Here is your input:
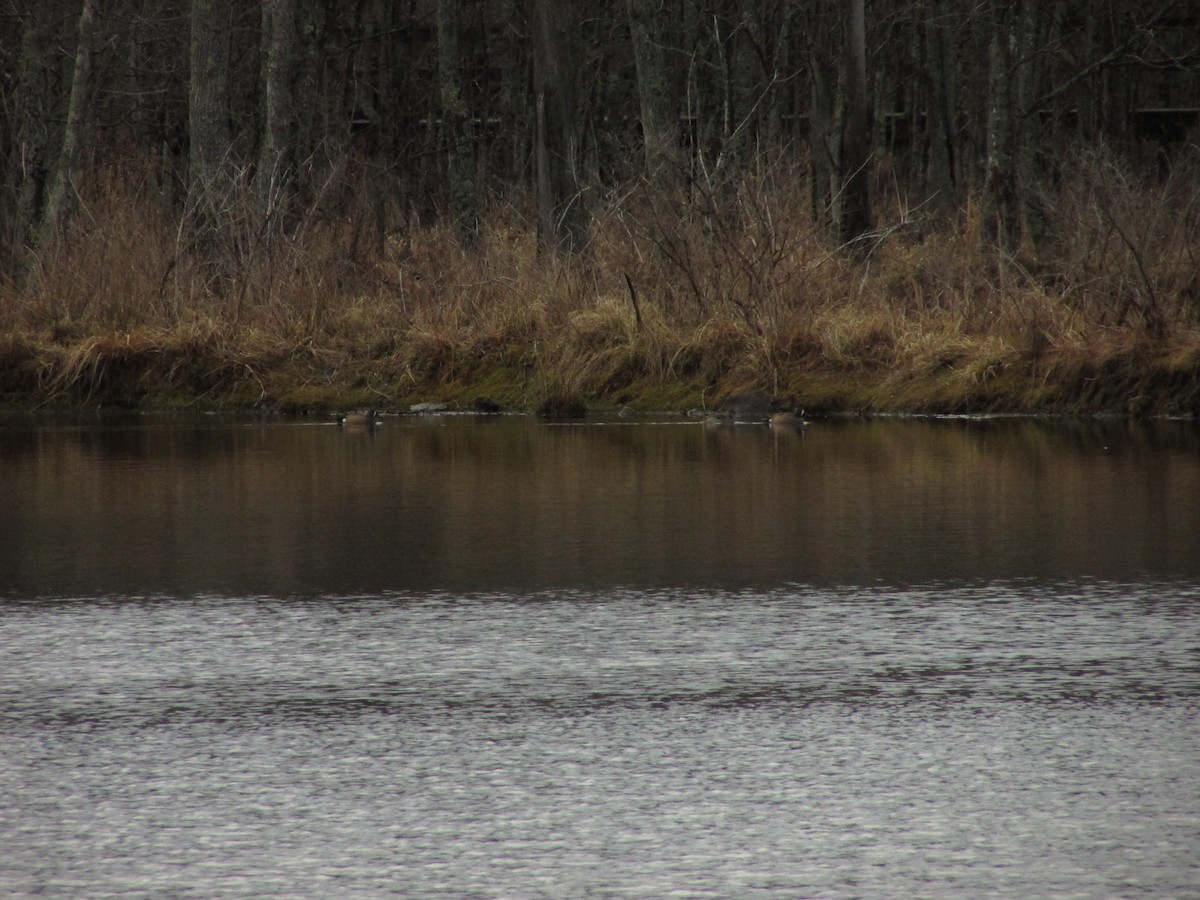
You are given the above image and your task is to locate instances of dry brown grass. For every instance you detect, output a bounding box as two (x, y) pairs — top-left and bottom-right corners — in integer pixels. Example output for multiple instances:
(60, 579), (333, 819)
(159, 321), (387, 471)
(2, 149), (1198, 414)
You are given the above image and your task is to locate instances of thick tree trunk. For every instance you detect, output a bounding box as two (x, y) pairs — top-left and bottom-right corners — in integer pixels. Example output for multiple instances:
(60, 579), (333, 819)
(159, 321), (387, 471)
(721, 8), (755, 170)
(923, 0), (956, 213)
(807, 48), (837, 231)
(8, 3), (58, 270)
(437, 0), (479, 246)
(1014, 0), (1044, 243)
(839, 0), (873, 246)
(188, 0), (233, 207)
(984, 2), (1019, 250)
(38, 0), (98, 254)
(627, 0), (678, 187)
(985, 0), (1048, 252)
(259, 0), (298, 236)
(531, 0), (586, 254)
(803, 1), (840, 231)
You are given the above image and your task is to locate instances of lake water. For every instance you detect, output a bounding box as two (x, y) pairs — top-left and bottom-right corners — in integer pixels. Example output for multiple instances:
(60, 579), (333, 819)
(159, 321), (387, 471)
(2, 412), (1198, 897)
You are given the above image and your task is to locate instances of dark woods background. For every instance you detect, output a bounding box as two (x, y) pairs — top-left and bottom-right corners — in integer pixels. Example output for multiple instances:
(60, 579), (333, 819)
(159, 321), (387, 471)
(2, 0), (1198, 288)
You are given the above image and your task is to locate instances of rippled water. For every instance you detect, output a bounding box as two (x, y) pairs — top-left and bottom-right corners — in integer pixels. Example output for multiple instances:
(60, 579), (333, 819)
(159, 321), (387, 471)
(2, 415), (1199, 896)
(5, 585), (1199, 897)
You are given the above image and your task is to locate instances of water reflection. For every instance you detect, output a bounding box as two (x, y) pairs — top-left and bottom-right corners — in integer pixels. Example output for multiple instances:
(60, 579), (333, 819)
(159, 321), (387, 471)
(0, 413), (1198, 596)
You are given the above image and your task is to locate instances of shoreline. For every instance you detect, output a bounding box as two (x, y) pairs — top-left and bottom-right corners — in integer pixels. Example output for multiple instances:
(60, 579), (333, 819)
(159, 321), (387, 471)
(3, 327), (1197, 419)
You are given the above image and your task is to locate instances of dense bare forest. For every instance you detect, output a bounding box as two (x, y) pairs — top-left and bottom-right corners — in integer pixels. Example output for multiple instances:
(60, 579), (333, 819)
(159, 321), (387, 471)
(1, 1), (1199, 414)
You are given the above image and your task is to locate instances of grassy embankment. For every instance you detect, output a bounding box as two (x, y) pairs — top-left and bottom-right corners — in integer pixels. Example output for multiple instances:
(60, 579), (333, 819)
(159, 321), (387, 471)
(2, 151), (1198, 417)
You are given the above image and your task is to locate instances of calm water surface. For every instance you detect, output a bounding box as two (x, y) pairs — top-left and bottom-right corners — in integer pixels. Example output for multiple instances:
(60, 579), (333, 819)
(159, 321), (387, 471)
(2, 413), (1199, 897)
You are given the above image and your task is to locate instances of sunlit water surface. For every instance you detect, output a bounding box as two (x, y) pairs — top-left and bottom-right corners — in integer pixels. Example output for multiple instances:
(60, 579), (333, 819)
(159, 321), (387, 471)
(2, 414), (1198, 897)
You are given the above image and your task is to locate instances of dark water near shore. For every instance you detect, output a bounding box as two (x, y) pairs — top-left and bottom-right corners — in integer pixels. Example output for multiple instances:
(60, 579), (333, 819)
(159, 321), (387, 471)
(2, 413), (1199, 897)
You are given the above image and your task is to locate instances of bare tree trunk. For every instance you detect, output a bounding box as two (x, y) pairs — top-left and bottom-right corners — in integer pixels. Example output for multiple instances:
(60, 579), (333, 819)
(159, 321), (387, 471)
(923, 0), (956, 214)
(984, 1), (1021, 250)
(499, 2), (532, 204)
(259, 0), (298, 240)
(189, 0), (233, 207)
(803, 1), (839, 232)
(839, 0), (873, 246)
(437, 0), (479, 246)
(1014, 0), (1044, 244)
(764, 4), (793, 148)
(38, 0), (98, 254)
(531, 0), (586, 254)
(627, 0), (678, 187)
(7, 2), (58, 272)
(720, 6), (755, 170)
(807, 48), (837, 231)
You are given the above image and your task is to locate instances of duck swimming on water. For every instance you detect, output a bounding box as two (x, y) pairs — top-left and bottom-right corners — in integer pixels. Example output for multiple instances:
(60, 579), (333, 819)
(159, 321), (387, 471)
(339, 409), (378, 427)
(769, 409), (807, 428)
